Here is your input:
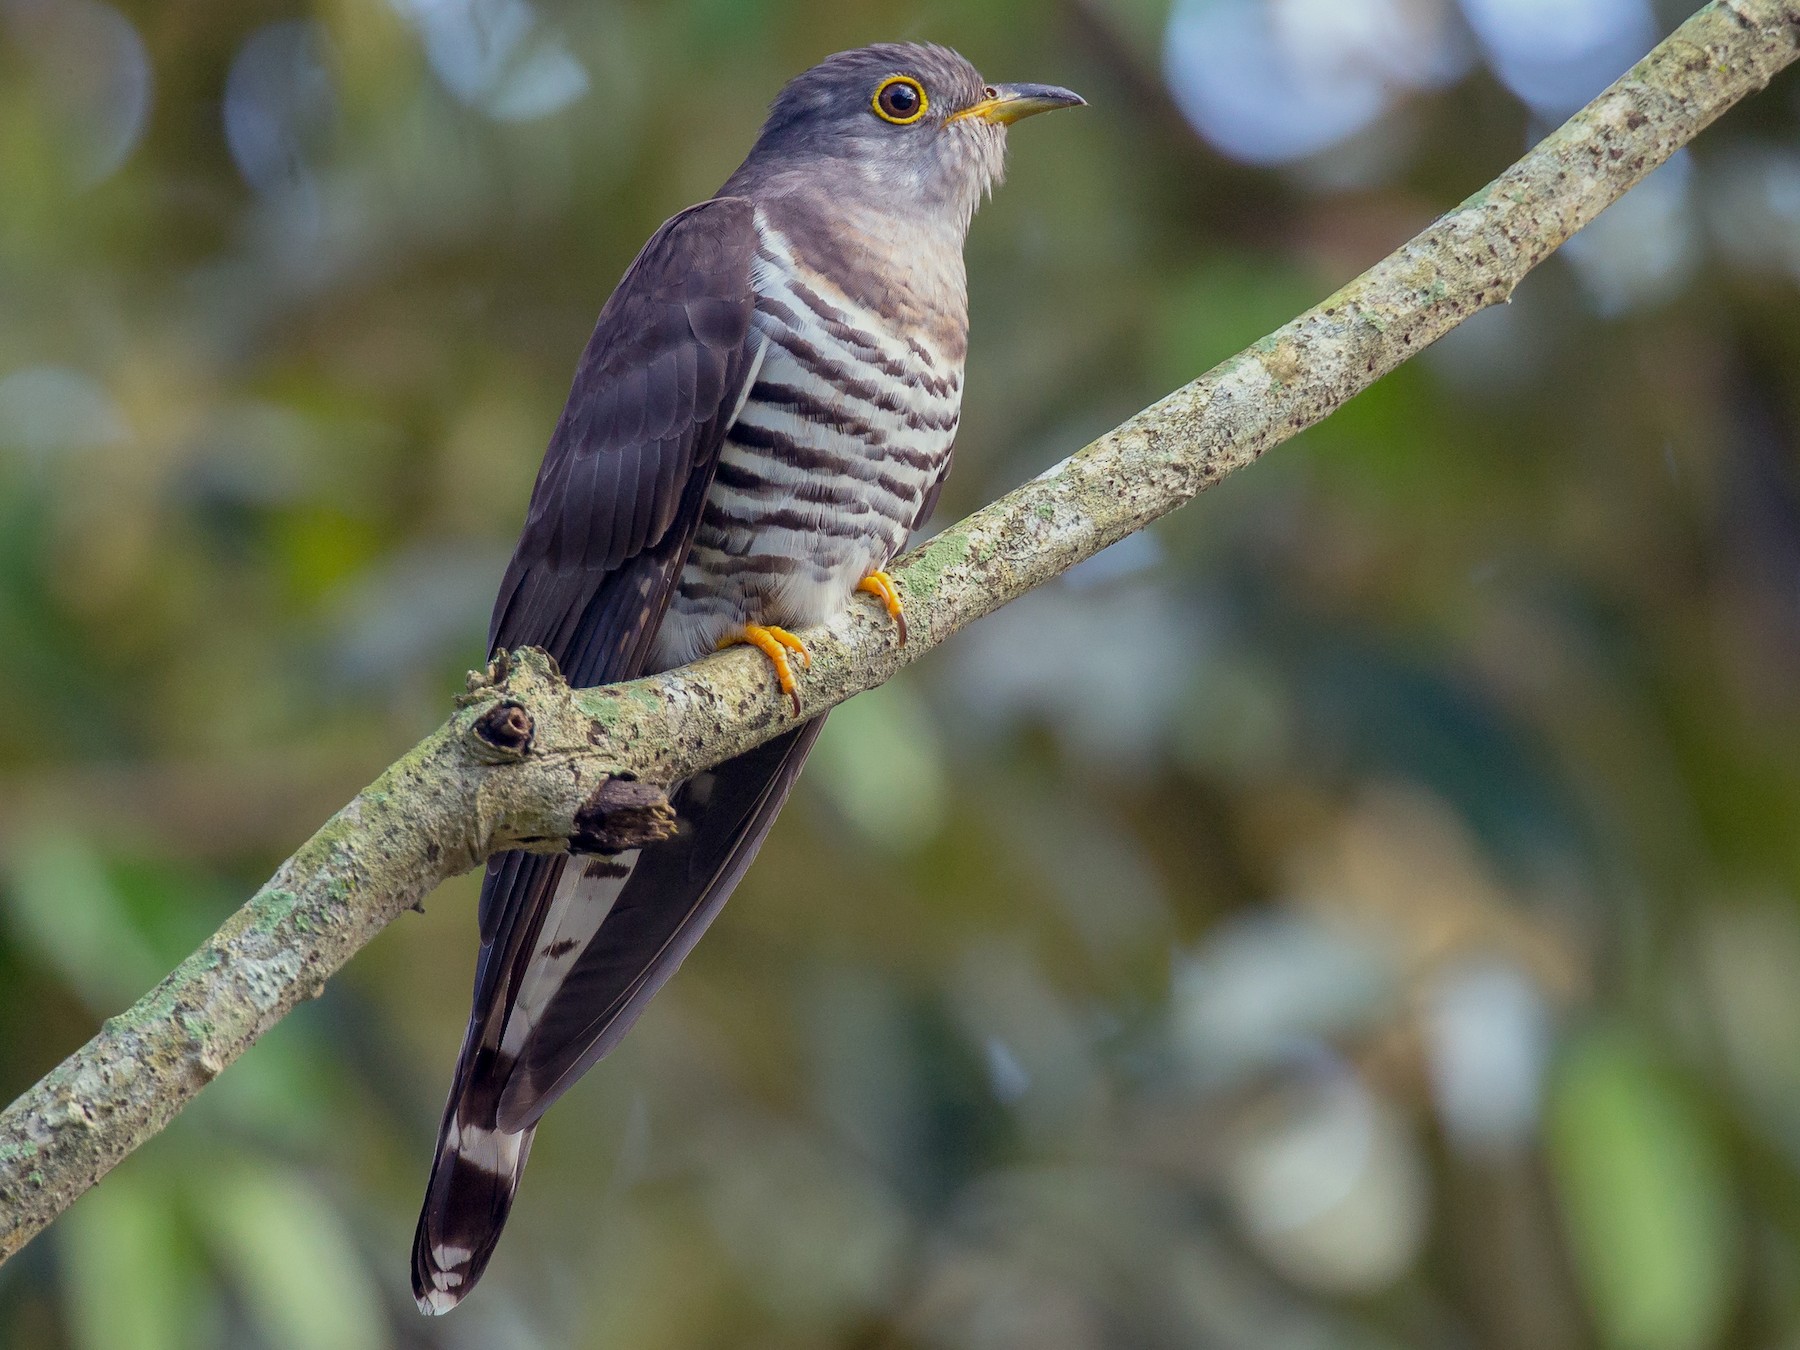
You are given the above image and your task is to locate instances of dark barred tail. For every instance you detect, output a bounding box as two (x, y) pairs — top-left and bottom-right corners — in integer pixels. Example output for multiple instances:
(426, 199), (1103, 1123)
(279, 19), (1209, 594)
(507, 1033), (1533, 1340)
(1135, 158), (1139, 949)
(410, 721), (825, 1312)
(412, 1049), (536, 1314)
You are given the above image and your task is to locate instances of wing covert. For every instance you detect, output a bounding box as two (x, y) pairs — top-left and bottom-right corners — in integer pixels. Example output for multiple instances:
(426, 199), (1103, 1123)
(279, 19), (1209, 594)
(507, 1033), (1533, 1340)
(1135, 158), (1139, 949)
(414, 197), (766, 1311)
(488, 195), (762, 663)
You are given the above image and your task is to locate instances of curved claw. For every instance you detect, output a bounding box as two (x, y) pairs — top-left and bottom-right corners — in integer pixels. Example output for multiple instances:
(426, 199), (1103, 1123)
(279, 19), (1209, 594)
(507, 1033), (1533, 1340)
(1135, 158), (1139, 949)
(857, 570), (907, 645)
(720, 624), (810, 715)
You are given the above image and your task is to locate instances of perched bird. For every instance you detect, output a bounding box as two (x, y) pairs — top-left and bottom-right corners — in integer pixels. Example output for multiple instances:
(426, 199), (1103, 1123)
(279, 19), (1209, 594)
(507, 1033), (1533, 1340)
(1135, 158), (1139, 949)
(413, 42), (1082, 1313)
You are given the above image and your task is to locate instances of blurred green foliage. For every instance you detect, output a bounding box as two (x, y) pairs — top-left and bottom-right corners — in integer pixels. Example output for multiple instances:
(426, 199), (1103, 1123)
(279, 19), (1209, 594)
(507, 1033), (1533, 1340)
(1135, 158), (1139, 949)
(2, 0), (1800, 1347)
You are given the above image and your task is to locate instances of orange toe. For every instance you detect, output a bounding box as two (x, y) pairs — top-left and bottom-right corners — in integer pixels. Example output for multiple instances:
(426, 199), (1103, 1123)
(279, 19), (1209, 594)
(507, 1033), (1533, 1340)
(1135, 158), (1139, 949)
(857, 570), (907, 645)
(720, 624), (811, 714)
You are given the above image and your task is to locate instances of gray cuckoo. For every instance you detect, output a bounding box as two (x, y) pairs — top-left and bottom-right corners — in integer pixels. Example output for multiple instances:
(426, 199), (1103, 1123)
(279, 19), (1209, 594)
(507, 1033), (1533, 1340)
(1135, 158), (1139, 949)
(413, 42), (1082, 1313)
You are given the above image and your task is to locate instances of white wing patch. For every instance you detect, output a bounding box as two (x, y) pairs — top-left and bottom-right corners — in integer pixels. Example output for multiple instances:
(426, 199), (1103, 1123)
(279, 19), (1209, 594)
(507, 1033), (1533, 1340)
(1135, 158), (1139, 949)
(498, 851), (642, 1058)
(443, 1117), (527, 1177)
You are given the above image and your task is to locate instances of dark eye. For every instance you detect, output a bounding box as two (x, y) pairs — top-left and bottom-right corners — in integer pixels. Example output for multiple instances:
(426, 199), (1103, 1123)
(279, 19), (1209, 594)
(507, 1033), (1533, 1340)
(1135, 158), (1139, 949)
(872, 75), (927, 125)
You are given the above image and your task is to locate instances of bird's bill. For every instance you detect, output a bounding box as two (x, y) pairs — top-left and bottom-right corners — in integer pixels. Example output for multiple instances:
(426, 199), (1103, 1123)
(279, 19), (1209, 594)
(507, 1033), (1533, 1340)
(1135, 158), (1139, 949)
(950, 83), (1086, 125)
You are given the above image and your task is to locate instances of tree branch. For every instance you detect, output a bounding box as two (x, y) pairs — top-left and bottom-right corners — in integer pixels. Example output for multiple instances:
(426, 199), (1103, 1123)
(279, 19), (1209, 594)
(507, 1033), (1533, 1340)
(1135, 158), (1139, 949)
(3, 0), (1796, 1266)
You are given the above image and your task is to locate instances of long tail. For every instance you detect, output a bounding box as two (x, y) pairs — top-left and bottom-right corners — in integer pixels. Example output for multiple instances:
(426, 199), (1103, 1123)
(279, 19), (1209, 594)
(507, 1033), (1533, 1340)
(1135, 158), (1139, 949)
(412, 1016), (539, 1311)
(412, 718), (824, 1312)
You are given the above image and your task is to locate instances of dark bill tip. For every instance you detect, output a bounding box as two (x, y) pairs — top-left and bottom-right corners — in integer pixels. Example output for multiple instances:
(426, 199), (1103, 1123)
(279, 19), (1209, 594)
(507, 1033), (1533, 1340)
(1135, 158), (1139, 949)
(955, 82), (1087, 126)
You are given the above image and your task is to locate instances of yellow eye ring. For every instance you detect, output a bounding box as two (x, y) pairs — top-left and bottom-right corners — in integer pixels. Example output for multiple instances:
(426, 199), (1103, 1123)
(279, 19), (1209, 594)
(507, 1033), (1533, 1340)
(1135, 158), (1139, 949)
(872, 75), (928, 125)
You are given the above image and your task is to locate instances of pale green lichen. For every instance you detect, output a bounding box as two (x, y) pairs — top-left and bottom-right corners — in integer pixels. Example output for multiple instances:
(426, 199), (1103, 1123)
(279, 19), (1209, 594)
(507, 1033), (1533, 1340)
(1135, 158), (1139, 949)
(576, 691), (626, 727)
(246, 888), (300, 935)
(898, 530), (971, 597)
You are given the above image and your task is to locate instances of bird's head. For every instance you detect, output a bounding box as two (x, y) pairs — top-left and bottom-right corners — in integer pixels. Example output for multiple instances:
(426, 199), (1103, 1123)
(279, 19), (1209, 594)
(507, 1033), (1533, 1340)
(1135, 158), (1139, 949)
(729, 43), (1084, 234)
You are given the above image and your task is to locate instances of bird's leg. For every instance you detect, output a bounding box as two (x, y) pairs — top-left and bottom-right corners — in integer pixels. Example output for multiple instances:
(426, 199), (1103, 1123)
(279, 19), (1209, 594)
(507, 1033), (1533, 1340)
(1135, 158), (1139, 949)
(857, 570), (907, 644)
(720, 624), (811, 715)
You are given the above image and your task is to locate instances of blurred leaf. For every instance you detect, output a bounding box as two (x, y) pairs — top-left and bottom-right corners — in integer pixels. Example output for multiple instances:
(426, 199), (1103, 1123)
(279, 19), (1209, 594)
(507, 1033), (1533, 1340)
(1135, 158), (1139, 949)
(60, 1166), (199, 1350)
(200, 1012), (339, 1147)
(274, 505), (386, 606)
(190, 1161), (385, 1350)
(1154, 256), (1320, 394)
(1548, 1025), (1736, 1350)
(105, 856), (236, 965)
(809, 680), (947, 852)
(4, 832), (164, 1012)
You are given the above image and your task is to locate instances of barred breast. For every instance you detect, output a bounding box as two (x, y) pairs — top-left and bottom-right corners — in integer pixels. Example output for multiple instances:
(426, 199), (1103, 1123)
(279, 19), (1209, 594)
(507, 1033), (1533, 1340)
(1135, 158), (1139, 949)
(652, 211), (965, 668)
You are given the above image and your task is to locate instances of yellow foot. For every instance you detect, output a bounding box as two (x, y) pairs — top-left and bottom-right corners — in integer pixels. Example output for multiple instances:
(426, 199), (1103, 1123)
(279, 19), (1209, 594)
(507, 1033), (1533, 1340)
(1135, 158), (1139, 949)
(857, 570), (907, 645)
(720, 624), (811, 715)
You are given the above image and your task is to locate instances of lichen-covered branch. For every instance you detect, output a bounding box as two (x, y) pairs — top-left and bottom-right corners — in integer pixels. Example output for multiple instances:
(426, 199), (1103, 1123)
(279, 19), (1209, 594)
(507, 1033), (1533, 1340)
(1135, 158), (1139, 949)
(3, 0), (1796, 1267)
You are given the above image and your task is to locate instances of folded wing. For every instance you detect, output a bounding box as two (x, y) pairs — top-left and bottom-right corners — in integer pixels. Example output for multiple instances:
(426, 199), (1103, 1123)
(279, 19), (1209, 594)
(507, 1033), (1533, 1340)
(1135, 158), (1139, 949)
(414, 196), (773, 1314)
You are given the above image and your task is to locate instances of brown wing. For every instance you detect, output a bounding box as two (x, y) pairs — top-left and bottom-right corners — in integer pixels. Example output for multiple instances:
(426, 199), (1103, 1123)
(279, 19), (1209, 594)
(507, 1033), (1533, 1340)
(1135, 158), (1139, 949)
(494, 717), (824, 1130)
(414, 195), (762, 1314)
(487, 195), (762, 683)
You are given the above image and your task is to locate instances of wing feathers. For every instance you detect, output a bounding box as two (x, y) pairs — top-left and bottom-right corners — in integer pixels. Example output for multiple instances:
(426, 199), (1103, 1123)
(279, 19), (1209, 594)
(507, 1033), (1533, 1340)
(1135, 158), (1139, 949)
(495, 718), (826, 1131)
(491, 196), (759, 652)
(415, 196), (763, 1315)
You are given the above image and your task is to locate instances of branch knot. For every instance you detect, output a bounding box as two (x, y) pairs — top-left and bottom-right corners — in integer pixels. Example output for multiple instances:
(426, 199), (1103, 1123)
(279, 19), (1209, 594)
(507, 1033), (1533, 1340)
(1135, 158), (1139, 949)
(571, 778), (677, 854)
(470, 702), (534, 761)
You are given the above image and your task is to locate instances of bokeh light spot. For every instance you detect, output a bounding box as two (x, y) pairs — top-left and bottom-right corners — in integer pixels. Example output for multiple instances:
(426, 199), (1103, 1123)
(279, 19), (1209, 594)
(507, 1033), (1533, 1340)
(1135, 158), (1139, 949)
(1, 0), (151, 186)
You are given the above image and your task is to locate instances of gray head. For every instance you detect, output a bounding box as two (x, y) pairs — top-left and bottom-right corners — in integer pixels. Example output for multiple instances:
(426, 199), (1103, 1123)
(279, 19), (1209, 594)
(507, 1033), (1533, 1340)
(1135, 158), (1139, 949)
(723, 43), (1083, 235)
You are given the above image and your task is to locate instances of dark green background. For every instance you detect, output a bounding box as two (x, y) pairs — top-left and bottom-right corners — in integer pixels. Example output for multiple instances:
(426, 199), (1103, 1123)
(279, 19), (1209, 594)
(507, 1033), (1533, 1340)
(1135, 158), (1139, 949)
(3, 0), (1800, 1346)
